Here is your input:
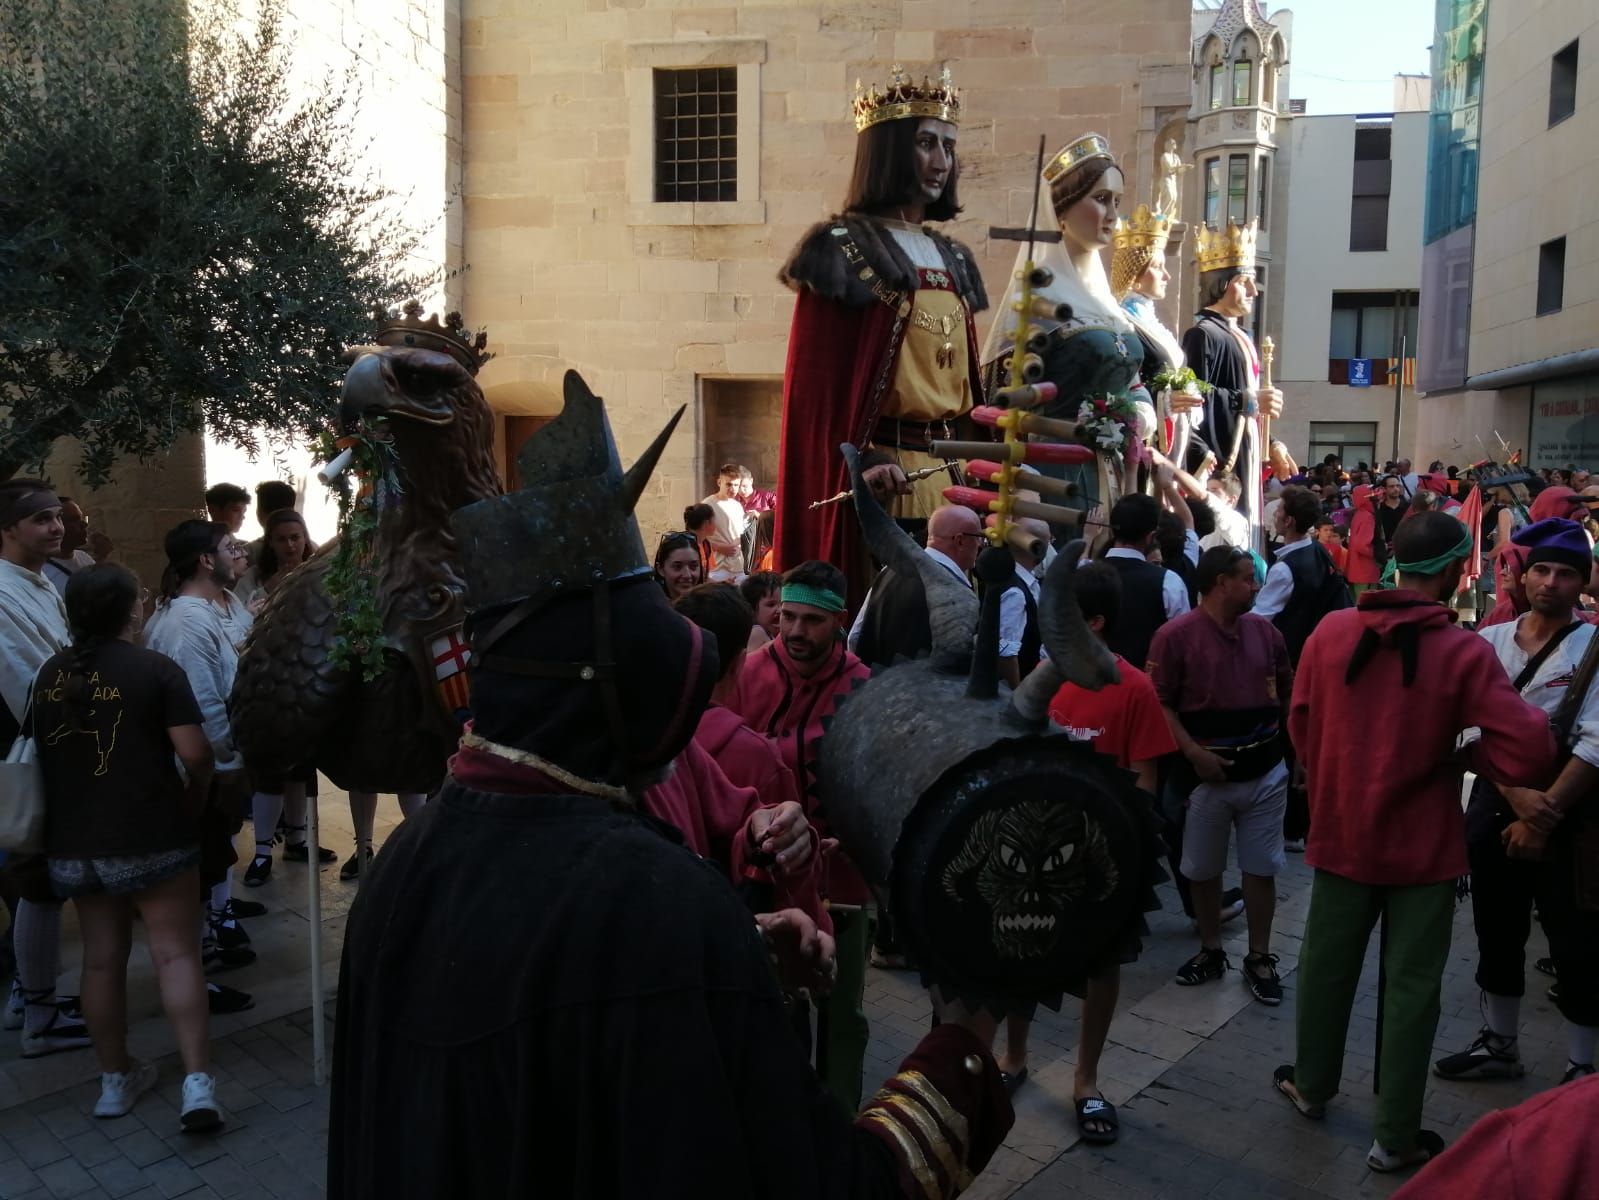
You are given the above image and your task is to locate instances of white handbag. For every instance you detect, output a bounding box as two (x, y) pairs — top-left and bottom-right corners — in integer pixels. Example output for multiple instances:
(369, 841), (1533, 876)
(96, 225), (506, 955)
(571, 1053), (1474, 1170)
(0, 679), (45, 852)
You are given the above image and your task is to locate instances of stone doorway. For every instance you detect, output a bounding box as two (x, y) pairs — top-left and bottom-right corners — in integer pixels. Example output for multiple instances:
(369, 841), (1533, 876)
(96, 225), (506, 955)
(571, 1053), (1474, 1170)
(701, 376), (783, 496)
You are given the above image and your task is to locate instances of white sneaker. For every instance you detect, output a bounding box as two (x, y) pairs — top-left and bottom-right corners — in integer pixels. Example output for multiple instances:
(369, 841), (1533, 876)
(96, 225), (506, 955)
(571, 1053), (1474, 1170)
(1284, 838), (1307, 853)
(1, 979), (21, 1032)
(94, 1061), (158, 1119)
(179, 1072), (225, 1133)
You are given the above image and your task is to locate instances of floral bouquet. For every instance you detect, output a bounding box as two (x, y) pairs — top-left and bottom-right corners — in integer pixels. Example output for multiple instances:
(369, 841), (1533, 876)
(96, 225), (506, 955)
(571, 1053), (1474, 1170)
(1075, 394), (1147, 470)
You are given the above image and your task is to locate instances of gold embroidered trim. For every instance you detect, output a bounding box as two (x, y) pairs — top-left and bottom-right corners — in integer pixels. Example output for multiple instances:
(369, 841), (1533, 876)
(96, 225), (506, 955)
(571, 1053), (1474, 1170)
(860, 1110), (942, 1200)
(457, 730), (629, 800)
(882, 1094), (972, 1191)
(896, 1071), (971, 1153)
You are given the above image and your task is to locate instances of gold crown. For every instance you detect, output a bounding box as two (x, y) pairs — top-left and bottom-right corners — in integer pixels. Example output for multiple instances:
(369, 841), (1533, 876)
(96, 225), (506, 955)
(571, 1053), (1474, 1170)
(375, 300), (493, 376)
(1111, 205), (1173, 298)
(1194, 219), (1259, 275)
(1113, 204), (1171, 254)
(1043, 133), (1114, 184)
(853, 64), (961, 133)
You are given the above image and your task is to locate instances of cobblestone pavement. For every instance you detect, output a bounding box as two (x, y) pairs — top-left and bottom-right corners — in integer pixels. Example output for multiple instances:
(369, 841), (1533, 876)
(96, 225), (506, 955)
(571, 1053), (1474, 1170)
(0, 788), (1573, 1198)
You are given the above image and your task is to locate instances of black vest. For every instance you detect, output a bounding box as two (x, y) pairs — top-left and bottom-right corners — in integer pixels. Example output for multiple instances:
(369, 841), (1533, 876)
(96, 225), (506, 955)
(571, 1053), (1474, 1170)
(1104, 554), (1169, 669)
(1272, 542), (1352, 666)
(1018, 580), (1041, 677)
(855, 566), (934, 668)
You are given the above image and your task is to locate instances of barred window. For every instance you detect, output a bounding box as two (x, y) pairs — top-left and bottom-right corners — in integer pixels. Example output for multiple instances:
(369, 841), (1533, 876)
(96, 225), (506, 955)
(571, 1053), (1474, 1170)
(653, 67), (737, 203)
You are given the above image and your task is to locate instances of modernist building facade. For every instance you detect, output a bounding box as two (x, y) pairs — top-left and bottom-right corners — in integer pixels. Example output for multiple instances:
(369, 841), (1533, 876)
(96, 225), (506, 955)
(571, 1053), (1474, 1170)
(1415, 0), (1599, 467)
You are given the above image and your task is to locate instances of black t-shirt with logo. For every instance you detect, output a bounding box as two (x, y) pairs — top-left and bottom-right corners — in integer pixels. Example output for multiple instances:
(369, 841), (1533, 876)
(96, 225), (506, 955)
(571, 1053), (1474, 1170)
(28, 640), (204, 858)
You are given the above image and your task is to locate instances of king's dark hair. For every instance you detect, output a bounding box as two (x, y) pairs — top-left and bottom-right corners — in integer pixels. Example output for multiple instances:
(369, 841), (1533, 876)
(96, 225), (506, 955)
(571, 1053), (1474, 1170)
(160, 519), (227, 602)
(254, 480), (297, 516)
(59, 563), (139, 732)
(1199, 267), (1245, 307)
(843, 118), (962, 221)
(1109, 494), (1161, 544)
(674, 583), (754, 682)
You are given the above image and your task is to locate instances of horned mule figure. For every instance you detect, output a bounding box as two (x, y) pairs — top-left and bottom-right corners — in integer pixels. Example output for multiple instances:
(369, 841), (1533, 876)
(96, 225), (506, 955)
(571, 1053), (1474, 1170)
(816, 445), (1165, 1015)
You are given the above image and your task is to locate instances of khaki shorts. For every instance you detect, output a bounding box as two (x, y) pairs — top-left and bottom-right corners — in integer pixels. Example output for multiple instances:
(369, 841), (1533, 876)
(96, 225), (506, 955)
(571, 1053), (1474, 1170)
(1180, 761), (1289, 880)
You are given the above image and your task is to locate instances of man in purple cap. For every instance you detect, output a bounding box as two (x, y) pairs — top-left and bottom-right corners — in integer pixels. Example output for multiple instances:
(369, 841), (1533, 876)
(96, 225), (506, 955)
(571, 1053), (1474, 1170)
(1435, 517), (1599, 1088)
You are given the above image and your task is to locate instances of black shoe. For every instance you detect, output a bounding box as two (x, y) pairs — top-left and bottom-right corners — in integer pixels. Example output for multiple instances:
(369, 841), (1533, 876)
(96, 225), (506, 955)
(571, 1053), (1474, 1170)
(1562, 1062), (1595, 1085)
(1175, 947), (1229, 986)
(282, 841), (338, 865)
(225, 897), (267, 920)
(242, 855), (272, 887)
(1433, 1025), (1524, 1080)
(208, 913), (253, 952)
(339, 846), (374, 881)
(1243, 952), (1283, 1006)
(201, 939), (256, 971)
(1534, 956), (1556, 978)
(206, 982), (255, 1015)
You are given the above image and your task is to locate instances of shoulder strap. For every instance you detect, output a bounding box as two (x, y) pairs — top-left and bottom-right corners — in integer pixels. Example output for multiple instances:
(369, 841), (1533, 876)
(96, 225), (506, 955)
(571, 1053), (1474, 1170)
(1513, 620), (1581, 691)
(1551, 623), (1599, 742)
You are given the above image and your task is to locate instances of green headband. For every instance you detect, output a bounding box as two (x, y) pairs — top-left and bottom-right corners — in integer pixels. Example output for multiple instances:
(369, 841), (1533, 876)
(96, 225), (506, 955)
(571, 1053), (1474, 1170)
(1393, 525), (1473, 577)
(781, 583), (846, 613)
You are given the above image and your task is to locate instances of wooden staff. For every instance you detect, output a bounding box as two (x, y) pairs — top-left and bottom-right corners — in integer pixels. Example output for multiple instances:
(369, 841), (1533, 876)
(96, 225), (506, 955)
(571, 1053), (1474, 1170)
(1260, 336), (1276, 454)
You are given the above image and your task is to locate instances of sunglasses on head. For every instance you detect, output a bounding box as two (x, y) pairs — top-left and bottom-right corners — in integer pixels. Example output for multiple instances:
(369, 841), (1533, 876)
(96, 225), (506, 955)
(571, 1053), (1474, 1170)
(661, 531), (699, 546)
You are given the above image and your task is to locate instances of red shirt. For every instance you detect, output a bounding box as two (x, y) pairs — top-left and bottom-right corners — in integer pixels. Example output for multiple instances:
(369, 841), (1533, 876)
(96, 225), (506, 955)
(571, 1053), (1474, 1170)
(1047, 655), (1177, 769)
(1290, 591), (1556, 886)
(1147, 609), (1293, 716)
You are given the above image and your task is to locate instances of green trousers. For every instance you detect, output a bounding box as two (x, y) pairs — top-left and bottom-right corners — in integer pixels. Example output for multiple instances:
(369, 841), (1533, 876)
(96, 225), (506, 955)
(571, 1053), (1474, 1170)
(817, 907), (871, 1115)
(1294, 869), (1454, 1151)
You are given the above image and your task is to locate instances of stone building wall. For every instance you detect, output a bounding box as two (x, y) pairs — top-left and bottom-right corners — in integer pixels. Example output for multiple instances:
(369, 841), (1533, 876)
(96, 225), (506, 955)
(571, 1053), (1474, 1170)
(460, 0), (1194, 548)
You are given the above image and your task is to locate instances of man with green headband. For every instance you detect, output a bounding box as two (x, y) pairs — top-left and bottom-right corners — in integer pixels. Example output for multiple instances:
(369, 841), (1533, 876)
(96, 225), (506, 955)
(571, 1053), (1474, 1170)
(1274, 511), (1557, 1174)
(733, 559), (874, 1114)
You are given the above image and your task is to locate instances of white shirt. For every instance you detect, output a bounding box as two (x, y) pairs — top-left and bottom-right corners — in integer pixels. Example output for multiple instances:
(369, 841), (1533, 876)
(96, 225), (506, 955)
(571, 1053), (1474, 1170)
(42, 548), (96, 597)
(998, 562), (1043, 659)
(143, 595), (242, 772)
(701, 494), (750, 579)
(848, 545), (971, 652)
(0, 559), (70, 723)
(1200, 495), (1252, 551)
(1479, 617), (1599, 769)
(1103, 547), (1190, 620)
(1253, 535), (1315, 620)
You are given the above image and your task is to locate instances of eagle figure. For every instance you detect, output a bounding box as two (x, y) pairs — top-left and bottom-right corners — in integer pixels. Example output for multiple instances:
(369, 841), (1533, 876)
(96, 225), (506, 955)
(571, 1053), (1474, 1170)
(229, 308), (502, 794)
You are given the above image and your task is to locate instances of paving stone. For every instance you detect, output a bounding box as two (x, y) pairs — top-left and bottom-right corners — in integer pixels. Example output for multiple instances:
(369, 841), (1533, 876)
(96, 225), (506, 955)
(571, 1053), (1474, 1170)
(139, 1154), (203, 1198)
(33, 1155), (99, 1199)
(88, 1154), (152, 1198)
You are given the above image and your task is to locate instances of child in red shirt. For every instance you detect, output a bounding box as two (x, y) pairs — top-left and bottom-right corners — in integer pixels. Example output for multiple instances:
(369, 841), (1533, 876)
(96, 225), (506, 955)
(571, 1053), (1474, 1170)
(1314, 518), (1348, 573)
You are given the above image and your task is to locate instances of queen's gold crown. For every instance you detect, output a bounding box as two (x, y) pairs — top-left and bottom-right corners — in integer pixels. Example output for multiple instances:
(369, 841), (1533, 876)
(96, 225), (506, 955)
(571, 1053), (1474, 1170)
(1194, 219), (1259, 275)
(375, 300), (493, 376)
(1113, 204), (1171, 254)
(853, 64), (961, 132)
(1043, 133), (1114, 184)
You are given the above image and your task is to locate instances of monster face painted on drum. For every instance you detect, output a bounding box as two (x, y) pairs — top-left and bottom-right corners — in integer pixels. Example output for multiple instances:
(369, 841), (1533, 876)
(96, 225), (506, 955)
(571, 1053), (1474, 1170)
(943, 798), (1119, 960)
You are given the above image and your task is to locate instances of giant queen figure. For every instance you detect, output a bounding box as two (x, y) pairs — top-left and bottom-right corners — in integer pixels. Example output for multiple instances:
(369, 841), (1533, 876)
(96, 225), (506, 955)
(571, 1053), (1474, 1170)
(773, 65), (988, 599)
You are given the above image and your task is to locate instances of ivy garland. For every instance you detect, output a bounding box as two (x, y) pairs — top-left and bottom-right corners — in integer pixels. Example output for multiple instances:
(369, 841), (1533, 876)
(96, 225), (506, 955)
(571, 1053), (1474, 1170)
(314, 428), (400, 682)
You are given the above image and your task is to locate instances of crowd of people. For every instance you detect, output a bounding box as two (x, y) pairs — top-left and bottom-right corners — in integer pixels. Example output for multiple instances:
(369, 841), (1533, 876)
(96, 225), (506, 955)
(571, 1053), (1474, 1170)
(0, 475), (434, 1132)
(637, 442), (1599, 1176)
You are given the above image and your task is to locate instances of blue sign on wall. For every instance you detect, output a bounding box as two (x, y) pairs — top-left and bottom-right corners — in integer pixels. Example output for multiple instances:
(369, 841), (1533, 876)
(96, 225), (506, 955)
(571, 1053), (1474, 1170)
(1349, 358), (1374, 388)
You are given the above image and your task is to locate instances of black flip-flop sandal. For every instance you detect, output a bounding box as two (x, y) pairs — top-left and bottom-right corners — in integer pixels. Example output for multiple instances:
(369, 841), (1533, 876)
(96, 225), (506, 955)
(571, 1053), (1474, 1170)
(1075, 1096), (1119, 1144)
(1000, 1065), (1028, 1095)
(1272, 1065), (1325, 1119)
